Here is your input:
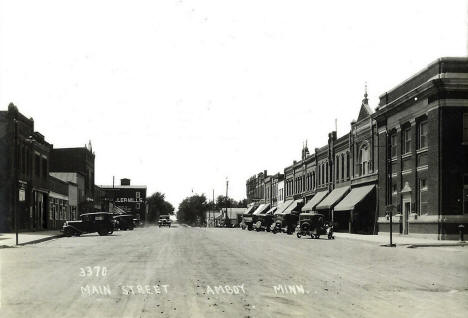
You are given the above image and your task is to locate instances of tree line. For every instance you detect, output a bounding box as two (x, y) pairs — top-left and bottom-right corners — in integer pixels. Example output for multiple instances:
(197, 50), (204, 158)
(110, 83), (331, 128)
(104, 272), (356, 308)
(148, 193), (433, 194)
(176, 194), (247, 226)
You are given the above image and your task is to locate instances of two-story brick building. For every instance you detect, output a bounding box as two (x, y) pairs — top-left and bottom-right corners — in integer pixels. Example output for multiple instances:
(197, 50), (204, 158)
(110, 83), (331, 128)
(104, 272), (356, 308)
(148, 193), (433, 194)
(0, 104), (53, 232)
(375, 57), (468, 239)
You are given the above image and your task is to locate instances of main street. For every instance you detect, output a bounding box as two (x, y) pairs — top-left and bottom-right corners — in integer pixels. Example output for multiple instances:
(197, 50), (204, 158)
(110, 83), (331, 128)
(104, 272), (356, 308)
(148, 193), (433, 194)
(1, 224), (467, 318)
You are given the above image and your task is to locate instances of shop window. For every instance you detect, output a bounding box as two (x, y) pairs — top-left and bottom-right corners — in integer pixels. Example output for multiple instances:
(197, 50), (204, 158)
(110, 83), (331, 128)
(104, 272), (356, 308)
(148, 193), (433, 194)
(463, 114), (468, 143)
(464, 174), (468, 214)
(419, 121), (428, 149)
(403, 127), (411, 154)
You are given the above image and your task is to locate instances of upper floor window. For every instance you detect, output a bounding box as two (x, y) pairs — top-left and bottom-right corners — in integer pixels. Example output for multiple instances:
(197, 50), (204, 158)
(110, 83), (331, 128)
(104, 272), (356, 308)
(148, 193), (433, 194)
(403, 127), (411, 154)
(359, 145), (369, 176)
(390, 133), (397, 158)
(34, 154), (41, 177)
(419, 121), (428, 149)
(336, 156), (340, 181)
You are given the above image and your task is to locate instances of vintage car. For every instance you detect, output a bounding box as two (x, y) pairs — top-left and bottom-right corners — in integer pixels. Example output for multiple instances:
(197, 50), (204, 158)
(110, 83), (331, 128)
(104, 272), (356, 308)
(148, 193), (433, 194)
(270, 213), (299, 234)
(62, 212), (114, 237)
(158, 215), (172, 227)
(253, 213), (274, 232)
(296, 213), (334, 239)
(113, 214), (135, 231)
(240, 213), (256, 231)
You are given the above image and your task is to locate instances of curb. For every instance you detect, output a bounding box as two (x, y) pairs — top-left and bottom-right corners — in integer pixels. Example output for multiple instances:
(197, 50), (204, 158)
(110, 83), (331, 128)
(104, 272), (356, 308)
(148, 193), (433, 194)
(406, 242), (467, 248)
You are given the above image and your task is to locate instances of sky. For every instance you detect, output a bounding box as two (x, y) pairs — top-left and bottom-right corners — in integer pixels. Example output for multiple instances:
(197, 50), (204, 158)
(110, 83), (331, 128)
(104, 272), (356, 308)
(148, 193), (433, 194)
(1, 0), (467, 209)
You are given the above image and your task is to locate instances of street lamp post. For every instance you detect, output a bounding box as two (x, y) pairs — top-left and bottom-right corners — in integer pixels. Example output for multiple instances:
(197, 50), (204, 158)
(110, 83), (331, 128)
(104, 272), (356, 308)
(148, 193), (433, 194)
(13, 119), (19, 245)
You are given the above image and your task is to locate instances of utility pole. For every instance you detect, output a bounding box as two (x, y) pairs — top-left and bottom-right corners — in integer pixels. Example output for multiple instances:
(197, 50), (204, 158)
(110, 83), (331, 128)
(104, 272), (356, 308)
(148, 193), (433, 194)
(225, 178), (229, 226)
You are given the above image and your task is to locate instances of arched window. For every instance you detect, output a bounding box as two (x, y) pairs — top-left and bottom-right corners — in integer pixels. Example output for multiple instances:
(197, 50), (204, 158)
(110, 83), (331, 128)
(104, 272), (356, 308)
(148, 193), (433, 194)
(341, 154), (345, 181)
(336, 156), (340, 181)
(312, 171), (316, 189)
(346, 152), (350, 179)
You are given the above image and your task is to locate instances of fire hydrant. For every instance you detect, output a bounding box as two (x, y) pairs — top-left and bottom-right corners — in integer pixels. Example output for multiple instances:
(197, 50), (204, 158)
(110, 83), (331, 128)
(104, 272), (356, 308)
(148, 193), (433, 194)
(458, 224), (465, 242)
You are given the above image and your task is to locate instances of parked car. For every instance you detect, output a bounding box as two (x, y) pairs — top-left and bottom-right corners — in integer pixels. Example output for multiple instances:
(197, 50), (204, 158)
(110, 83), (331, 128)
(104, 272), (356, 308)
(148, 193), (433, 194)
(253, 213), (274, 232)
(158, 215), (172, 227)
(62, 212), (114, 237)
(240, 213), (255, 231)
(113, 214), (135, 231)
(271, 213), (298, 234)
(296, 213), (334, 239)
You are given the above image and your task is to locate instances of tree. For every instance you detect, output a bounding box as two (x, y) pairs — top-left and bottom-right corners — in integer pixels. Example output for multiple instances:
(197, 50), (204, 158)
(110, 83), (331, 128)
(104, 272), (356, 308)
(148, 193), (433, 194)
(177, 194), (208, 226)
(236, 199), (248, 208)
(147, 192), (174, 223)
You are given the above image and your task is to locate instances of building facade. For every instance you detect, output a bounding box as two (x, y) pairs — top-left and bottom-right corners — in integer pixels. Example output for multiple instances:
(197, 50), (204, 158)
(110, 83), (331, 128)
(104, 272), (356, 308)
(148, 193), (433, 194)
(100, 178), (147, 222)
(374, 57), (468, 239)
(245, 57), (468, 239)
(49, 145), (95, 214)
(0, 104), (53, 232)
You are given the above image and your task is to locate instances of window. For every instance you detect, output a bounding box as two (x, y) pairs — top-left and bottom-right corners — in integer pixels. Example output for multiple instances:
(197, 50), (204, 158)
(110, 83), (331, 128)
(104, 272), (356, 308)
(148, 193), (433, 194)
(464, 114), (468, 143)
(336, 156), (340, 181)
(360, 145), (369, 176)
(390, 133), (397, 158)
(136, 203), (141, 210)
(341, 155), (345, 181)
(346, 153), (350, 179)
(419, 121), (428, 149)
(312, 172), (316, 189)
(464, 174), (468, 214)
(403, 127), (411, 154)
(42, 158), (48, 179)
(419, 177), (428, 215)
(34, 154), (41, 177)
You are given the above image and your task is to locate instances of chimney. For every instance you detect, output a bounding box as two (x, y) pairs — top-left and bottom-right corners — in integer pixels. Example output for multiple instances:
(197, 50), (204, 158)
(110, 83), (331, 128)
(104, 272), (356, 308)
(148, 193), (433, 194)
(120, 178), (130, 186)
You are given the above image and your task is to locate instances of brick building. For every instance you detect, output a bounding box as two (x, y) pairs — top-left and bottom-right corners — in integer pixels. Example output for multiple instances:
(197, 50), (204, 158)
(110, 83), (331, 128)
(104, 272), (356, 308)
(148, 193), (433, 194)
(375, 57), (468, 239)
(245, 57), (468, 239)
(100, 178), (147, 222)
(49, 145), (95, 214)
(0, 104), (53, 232)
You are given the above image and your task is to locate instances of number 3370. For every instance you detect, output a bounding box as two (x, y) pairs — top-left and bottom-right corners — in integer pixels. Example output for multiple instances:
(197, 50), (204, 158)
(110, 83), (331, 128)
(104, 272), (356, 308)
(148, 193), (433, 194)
(79, 266), (107, 277)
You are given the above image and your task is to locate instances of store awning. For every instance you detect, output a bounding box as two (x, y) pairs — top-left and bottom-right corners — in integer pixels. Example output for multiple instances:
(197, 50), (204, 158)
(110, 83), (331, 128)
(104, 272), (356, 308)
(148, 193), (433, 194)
(301, 191), (328, 212)
(253, 203), (271, 215)
(334, 185), (375, 212)
(282, 199), (303, 215)
(265, 206), (277, 215)
(274, 200), (294, 215)
(315, 186), (351, 210)
(244, 204), (258, 215)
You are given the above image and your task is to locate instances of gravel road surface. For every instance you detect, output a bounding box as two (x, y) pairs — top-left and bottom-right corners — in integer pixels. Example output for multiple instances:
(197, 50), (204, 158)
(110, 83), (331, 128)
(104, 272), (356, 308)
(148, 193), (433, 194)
(1, 224), (467, 317)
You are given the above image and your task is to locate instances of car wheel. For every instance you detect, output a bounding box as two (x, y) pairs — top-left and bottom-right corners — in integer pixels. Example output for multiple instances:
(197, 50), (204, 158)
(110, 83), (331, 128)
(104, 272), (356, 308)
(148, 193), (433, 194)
(98, 230), (108, 236)
(64, 228), (73, 237)
(296, 233), (301, 238)
(310, 233), (315, 239)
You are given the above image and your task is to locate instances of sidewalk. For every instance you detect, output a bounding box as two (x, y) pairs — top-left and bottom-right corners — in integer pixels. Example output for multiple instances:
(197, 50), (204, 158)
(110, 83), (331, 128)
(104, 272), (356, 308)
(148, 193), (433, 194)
(334, 232), (467, 248)
(0, 231), (63, 248)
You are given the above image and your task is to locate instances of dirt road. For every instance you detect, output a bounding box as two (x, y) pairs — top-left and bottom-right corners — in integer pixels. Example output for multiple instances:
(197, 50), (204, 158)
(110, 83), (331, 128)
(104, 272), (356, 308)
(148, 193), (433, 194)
(1, 224), (467, 317)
